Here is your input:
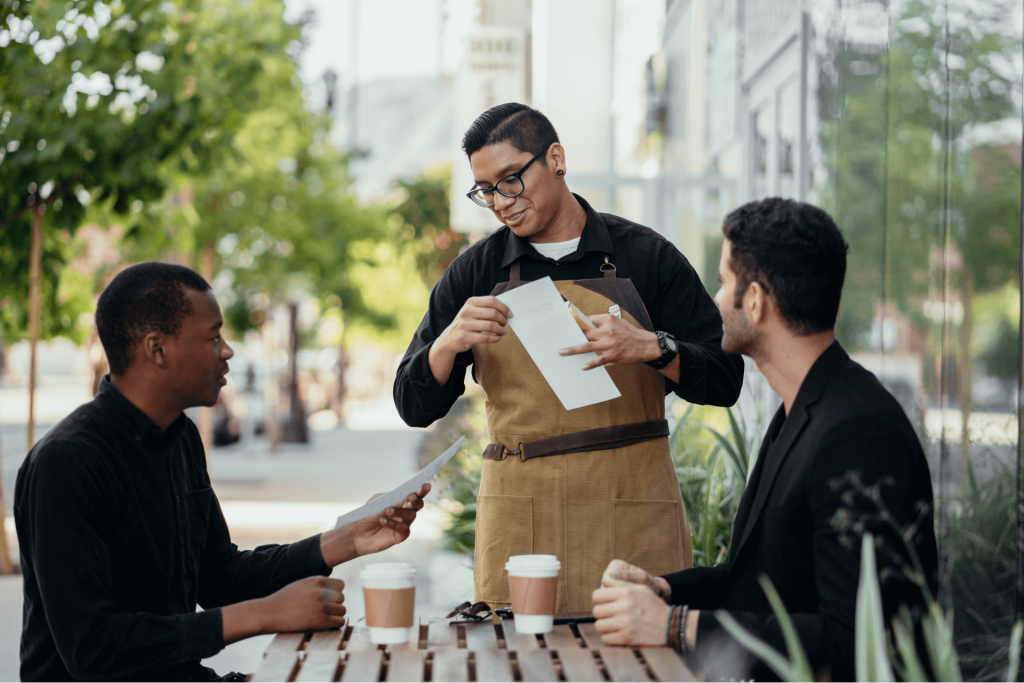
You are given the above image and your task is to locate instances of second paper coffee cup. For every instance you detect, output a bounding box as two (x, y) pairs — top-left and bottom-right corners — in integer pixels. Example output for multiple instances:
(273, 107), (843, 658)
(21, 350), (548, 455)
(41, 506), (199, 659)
(361, 562), (416, 644)
(505, 554), (561, 634)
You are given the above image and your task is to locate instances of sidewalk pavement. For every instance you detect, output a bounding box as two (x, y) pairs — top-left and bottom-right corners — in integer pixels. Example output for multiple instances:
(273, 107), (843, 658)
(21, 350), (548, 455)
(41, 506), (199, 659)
(0, 422), (475, 680)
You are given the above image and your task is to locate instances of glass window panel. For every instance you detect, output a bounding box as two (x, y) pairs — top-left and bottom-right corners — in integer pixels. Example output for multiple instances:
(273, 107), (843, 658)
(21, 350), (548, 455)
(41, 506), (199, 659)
(753, 104), (770, 199)
(777, 77), (799, 199)
(669, 0), (1024, 660)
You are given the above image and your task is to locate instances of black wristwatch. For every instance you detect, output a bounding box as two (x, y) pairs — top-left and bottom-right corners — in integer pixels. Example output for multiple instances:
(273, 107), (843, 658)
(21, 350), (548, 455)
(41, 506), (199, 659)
(646, 331), (679, 370)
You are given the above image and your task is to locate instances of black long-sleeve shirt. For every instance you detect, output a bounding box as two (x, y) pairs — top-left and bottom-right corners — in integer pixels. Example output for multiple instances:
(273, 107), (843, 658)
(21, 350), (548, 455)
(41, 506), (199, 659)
(14, 377), (331, 681)
(394, 193), (744, 427)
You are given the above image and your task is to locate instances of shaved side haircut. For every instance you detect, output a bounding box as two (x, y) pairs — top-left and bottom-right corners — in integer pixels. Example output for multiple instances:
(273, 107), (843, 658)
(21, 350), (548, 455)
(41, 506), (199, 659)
(461, 102), (560, 162)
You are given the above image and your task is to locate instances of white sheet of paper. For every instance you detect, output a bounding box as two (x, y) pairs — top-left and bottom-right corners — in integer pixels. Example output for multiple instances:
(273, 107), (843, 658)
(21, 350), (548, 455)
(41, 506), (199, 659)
(497, 277), (621, 411)
(334, 436), (465, 528)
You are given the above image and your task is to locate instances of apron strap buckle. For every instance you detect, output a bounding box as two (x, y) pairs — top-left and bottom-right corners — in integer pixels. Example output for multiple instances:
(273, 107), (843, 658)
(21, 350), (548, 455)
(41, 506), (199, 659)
(482, 443), (525, 461)
(600, 256), (617, 279)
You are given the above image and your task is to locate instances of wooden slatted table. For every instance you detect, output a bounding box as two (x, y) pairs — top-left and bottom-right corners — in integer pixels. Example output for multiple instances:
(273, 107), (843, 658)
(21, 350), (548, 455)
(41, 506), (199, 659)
(252, 617), (696, 682)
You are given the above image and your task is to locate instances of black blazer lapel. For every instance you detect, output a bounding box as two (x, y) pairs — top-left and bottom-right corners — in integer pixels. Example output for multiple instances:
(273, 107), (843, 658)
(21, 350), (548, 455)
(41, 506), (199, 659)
(729, 404), (811, 565)
(727, 341), (852, 567)
(727, 405), (785, 560)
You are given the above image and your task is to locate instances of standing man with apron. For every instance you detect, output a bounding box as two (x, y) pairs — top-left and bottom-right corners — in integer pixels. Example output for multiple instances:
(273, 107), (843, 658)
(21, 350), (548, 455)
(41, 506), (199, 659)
(395, 103), (744, 614)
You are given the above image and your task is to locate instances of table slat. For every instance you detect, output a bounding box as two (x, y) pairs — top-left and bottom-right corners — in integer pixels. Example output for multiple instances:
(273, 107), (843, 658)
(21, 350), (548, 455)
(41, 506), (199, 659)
(343, 625), (377, 652)
(295, 652), (341, 682)
(541, 624), (580, 650)
(424, 618), (459, 650)
(341, 649), (384, 682)
(639, 648), (696, 682)
(472, 649), (515, 682)
(575, 622), (604, 649)
(251, 652), (299, 682)
(386, 649), (425, 682)
(515, 649), (559, 682)
(431, 650), (470, 682)
(598, 648), (652, 682)
(306, 629), (344, 653)
(464, 621), (500, 650)
(385, 623), (423, 651)
(557, 647), (605, 682)
(264, 632), (308, 656)
(500, 618), (540, 650)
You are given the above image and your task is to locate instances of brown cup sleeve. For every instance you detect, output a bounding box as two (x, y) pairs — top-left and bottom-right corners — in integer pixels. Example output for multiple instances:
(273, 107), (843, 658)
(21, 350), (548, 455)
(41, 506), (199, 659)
(508, 576), (558, 615)
(363, 587), (416, 628)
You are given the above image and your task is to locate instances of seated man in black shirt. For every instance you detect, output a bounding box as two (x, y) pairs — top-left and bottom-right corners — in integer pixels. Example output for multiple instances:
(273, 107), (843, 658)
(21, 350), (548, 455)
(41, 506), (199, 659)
(590, 199), (938, 680)
(15, 262), (430, 681)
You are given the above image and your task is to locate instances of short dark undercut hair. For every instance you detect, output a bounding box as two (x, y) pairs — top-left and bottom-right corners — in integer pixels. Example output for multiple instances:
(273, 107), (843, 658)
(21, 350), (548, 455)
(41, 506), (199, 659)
(461, 102), (560, 162)
(96, 262), (211, 375)
(723, 198), (849, 335)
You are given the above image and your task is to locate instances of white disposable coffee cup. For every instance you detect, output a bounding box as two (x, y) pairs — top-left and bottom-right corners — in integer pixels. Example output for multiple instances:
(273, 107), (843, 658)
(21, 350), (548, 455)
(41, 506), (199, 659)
(505, 554), (561, 634)
(361, 562), (417, 644)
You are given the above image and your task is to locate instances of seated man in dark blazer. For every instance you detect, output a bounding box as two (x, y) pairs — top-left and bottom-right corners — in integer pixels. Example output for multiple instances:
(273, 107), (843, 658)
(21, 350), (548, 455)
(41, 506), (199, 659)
(590, 198), (938, 681)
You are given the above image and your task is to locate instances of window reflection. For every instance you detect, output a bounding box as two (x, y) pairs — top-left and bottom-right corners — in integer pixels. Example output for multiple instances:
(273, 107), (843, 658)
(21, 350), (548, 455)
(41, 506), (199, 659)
(777, 78), (798, 199)
(658, 0), (1022, 661)
(753, 104), (770, 199)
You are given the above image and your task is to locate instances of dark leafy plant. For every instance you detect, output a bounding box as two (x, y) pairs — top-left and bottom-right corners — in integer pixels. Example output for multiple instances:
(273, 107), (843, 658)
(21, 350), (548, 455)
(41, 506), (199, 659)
(947, 462), (1022, 681)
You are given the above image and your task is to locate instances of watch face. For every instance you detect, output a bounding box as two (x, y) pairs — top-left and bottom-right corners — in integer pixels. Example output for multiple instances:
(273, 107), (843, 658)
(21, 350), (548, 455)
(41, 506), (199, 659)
(666, 337), (678, 353)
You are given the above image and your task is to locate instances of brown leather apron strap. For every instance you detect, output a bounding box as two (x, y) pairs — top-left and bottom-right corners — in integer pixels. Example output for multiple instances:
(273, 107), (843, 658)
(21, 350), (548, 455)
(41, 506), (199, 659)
(510, 261), (521, 282)
(483, 419), (669, 461)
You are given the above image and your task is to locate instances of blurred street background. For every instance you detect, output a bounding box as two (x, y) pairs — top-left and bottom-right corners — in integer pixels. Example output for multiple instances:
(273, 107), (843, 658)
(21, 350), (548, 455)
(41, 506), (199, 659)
(1, 0), (1022, 679)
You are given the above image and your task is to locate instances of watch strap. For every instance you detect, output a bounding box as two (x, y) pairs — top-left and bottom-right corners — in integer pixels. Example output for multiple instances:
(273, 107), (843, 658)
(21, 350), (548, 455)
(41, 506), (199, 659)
(646, 331), (678, 370)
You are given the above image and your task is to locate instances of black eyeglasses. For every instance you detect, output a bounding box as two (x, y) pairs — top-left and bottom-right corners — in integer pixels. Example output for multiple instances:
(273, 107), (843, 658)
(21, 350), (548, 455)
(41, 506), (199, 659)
(466, 141), (555, 208)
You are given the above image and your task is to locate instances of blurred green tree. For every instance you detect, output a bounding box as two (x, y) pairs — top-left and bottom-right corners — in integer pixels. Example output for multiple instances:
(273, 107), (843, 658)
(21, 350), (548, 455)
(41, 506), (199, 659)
(0, 0), (299, 342)
(822, 0), (1018, 351)
(389, 166), (468, 289)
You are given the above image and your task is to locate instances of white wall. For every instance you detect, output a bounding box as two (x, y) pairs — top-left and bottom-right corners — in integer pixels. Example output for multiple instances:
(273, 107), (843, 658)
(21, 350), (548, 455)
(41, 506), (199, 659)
(531, 0), (614, 175)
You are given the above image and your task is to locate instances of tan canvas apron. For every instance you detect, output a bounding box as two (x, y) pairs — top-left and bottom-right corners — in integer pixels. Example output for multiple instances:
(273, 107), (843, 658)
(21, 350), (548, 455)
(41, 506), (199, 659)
(471, 259), (693, 614)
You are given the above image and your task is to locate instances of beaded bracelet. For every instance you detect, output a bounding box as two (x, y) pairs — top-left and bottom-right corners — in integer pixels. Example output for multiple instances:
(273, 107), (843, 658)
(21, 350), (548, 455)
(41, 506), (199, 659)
(676, 604), (689, 655)
(665, 605), (679, 648)
(664, 604), (689, 652)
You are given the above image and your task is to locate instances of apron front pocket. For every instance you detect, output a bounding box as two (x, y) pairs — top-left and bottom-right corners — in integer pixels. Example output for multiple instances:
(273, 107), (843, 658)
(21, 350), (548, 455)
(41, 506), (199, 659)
(475, 495), (533, 604)
(613, 499), (685, 578)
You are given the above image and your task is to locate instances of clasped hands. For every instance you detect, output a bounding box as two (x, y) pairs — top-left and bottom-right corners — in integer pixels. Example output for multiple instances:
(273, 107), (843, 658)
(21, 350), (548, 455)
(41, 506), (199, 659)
(592, 559), (695, 648)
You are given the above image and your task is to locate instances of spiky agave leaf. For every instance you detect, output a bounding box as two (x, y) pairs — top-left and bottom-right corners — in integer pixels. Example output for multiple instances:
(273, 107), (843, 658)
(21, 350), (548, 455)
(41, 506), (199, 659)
(855, 534), (895, 682)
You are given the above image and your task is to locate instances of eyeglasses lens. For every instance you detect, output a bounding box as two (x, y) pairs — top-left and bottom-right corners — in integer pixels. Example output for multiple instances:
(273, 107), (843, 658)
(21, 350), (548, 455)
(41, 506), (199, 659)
(496, 176), (524, 197)
(470, 189), (494, 207)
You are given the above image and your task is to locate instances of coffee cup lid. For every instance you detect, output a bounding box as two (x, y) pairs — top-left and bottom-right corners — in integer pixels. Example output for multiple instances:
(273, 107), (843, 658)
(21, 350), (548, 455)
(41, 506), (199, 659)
(359, 562), (417, 580)
(505, 554), (561, 571)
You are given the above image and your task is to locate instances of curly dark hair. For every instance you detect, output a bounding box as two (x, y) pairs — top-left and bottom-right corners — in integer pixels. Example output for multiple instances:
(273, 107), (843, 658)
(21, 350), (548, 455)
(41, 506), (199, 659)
(723, 198), (849, 335)
(461, 102), (560, 162)
(96, 262), (211, 375)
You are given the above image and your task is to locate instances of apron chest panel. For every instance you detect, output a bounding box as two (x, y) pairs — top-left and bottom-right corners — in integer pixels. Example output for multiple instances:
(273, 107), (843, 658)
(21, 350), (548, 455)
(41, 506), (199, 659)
(471, 270), (692, 613)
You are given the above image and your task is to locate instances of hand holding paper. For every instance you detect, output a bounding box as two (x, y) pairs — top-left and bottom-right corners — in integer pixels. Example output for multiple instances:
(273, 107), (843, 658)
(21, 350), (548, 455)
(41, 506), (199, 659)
(320, 437), (464, 565)
(335, 436), (465, 529)
(496, 278), (620, 410)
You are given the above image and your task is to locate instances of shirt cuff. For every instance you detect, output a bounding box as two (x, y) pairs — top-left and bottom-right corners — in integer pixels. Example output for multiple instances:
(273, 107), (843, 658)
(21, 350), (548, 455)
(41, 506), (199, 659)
(672, 341), (707, 400)
(293, 534), (332, 576)
(185, 607), (226, 662)
(408, 341), (461, 400)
